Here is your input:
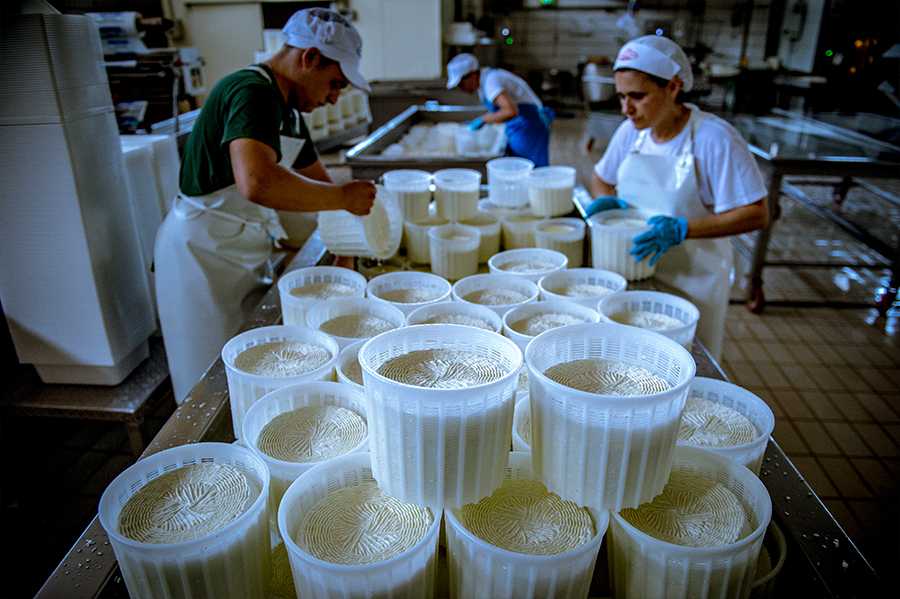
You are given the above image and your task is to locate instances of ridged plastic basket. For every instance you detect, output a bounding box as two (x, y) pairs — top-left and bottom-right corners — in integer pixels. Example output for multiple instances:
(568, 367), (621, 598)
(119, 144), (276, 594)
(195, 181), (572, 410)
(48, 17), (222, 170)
(528, 166), (576, 217)
(241, 381), (368, 517)
(512, 397), (531, 452)
(502, 300), (601, 353)
(223, 325), (340, 439)
(277, 266), (367, 327)
(680, 377), (775, 474)
(367, 271), (453, 316)
(336, 339), (366, 392)
(278, 452), (440, 599)
(459, 211), (501, 263)
(305, 297), (406, 349)
(429, 223), (481, 281)
(404, 214), (448, 264)
(406, 301), (503, 334)
(538, 267), (627, 308)
(609, 446), (772, 599)
(597, 290), (700, 350)
(383, 169), (432, 222)
(478, 199), (532, 221)
(525, 322), (696, 511)
(534, 217), (586, 267)
(445, 452), (608, 599)
(99, 443), (271, 599)
(487, 157), (534, 208)
(487, 248), (568, 283)
(452, 273), (540, 317)
(434, 168), (481, 221)
(501, 213), (545, 249)
(318, 185), (402, 259)
(588, 208), (656, 280)
(358, 324), (523, 509)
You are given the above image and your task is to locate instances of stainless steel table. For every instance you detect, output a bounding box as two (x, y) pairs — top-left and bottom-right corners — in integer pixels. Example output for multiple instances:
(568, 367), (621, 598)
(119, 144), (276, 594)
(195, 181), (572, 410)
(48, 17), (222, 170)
(729, 109), (900, 315)
(36, 232), (880, 598)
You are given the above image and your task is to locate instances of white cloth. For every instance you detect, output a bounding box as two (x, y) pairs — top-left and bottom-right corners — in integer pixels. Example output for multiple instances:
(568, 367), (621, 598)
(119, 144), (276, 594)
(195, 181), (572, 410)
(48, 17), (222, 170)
(446, 53), (479, 89)
(282, 7), (369, 92)
(613, 109), (737, 360)
(480, 68), (542, 107)
(155, 66), (304, 403)
(594, 106), (766, 214)
(614, 35), (694, 92)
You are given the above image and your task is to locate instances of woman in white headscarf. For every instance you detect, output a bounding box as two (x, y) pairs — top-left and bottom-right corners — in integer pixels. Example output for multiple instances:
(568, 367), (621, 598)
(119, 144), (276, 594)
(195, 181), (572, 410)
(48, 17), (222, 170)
(585, 36), (769, 359)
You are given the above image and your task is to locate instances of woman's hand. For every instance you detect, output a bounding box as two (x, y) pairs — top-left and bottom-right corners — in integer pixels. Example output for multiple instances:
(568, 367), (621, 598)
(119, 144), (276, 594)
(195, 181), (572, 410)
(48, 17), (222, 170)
(630, 215), (688, 266)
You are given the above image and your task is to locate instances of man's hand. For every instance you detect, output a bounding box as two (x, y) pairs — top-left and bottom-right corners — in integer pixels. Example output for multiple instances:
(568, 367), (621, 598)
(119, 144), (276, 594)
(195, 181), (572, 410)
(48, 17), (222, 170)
(341, 180), (376, 215)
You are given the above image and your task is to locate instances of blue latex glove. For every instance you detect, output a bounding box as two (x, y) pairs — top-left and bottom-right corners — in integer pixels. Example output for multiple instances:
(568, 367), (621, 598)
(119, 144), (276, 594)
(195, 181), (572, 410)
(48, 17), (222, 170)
(584, 196), (629, 218)
(467, 117), (485, 131)
(630, 215), (689, 267)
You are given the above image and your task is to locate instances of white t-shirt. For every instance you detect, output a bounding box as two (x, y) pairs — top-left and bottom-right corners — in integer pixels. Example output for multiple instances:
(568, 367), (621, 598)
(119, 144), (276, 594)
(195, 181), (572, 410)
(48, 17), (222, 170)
(480, 68), (542, 107)
(593, 107), (766, 214)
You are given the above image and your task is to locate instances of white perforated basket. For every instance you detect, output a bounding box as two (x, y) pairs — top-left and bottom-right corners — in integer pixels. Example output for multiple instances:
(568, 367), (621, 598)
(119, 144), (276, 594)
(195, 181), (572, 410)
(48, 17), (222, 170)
(429, 223), (481, 281)
(534, 217), (586, 267)
(99, 443), (271, 599)
(609, 446), (772, 599)
(278, 452), (440, 599)
(452, 273), (540, 317)
(512, 397), (531, 452)
(502, 300), (601, 353)
(277, 266), (367, 327)
(488, 248), (568, 283)
(318, 186), (402, 259)
(478, 199), (532, 221)
(336, 339), (366, 392)
(305, 297), (406, 349)
(404, 214), (448, 264)
(223, 326), (340, 440)
(528, 166), (576, 217)
(501, 213), (545, 249)
(588, 208), (656, 280)
(680, 377), (775, 474)
(487, 157), (534, 208)
(538, 268), (627, 308)
(383, 169), (432, 222)
(367, 271), (453, 315)
(597, 290), (700, 350)
(445, 452), (608, 599)
(434, 168), (481, 221)
(242, 381), (368, 518)
(525, 322), (696, 511)
(459, 211), (501, 263)
(358, 325), (524, 509)
(406, 301), (503, 334)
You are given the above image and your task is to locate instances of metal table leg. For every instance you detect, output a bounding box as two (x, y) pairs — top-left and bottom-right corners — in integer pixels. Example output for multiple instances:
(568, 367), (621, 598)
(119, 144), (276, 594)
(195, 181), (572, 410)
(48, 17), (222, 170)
(747, 169), (783, 314)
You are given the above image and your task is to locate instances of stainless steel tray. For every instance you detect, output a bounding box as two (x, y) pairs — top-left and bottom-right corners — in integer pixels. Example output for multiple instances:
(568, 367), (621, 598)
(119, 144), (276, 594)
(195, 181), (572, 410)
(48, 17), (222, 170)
(345, 104), (504, 180)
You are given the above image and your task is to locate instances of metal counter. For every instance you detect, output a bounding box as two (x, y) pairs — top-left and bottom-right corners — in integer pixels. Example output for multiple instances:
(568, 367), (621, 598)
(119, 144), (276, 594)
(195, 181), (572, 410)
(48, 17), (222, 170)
(345, 104), (503, 180)
(37, 230), (880, 598)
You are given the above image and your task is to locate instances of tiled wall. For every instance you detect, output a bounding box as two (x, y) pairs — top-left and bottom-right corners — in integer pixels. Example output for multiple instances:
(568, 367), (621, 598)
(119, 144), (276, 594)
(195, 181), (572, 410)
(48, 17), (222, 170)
(499, 5), (771, 73)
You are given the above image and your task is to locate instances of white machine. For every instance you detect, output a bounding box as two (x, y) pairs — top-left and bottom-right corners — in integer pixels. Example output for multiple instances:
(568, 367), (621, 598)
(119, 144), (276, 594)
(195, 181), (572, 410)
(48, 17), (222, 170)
(0, 11), (156, 385)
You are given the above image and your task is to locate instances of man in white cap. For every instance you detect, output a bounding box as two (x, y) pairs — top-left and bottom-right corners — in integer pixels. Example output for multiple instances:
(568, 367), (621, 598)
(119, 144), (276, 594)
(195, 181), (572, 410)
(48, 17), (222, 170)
(585, 35), (769, 359)
(155, 7), (375, 403)
(446, 53), (554, 166)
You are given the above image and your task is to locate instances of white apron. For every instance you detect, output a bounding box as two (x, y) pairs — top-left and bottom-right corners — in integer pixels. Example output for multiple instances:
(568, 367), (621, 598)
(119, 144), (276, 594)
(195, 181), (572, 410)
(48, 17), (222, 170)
(155, 65), (305, 403)
(616, 107), (732, 360)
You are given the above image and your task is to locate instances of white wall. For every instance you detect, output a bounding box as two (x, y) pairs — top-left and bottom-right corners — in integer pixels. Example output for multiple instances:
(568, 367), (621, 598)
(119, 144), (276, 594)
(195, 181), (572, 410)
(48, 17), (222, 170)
(352, 0), (443, 81)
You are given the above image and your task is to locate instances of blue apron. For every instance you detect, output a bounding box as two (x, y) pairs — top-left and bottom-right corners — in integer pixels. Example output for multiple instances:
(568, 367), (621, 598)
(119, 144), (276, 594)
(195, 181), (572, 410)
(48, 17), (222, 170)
(482, 96), (554, 167)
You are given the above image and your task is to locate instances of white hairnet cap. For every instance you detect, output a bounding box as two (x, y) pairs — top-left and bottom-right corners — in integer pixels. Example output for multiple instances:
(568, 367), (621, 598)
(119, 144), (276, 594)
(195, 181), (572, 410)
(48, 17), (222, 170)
(613, 35), (693, 92)
(283, 8), (370, 93)
(446, 53), (479, 89)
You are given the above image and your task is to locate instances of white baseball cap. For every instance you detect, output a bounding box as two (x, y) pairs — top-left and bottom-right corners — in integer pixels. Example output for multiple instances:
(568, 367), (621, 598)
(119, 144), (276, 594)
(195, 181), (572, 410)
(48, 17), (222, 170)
(446, 53), (479, 89)
(613, 35), (693, 92)
(283, 8), (370, 93)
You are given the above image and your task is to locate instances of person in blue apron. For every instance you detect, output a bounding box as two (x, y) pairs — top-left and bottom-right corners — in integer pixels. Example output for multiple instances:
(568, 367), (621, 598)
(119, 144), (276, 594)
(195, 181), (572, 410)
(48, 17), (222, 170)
(155, 8), (375, 403)
(446, 53), (554, 167)
(585, 35), (769, 360)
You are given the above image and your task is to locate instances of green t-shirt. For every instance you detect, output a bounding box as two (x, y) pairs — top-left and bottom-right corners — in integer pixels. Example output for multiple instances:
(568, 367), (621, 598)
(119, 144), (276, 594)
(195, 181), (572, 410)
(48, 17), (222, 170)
(179, 64), (319, 196)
